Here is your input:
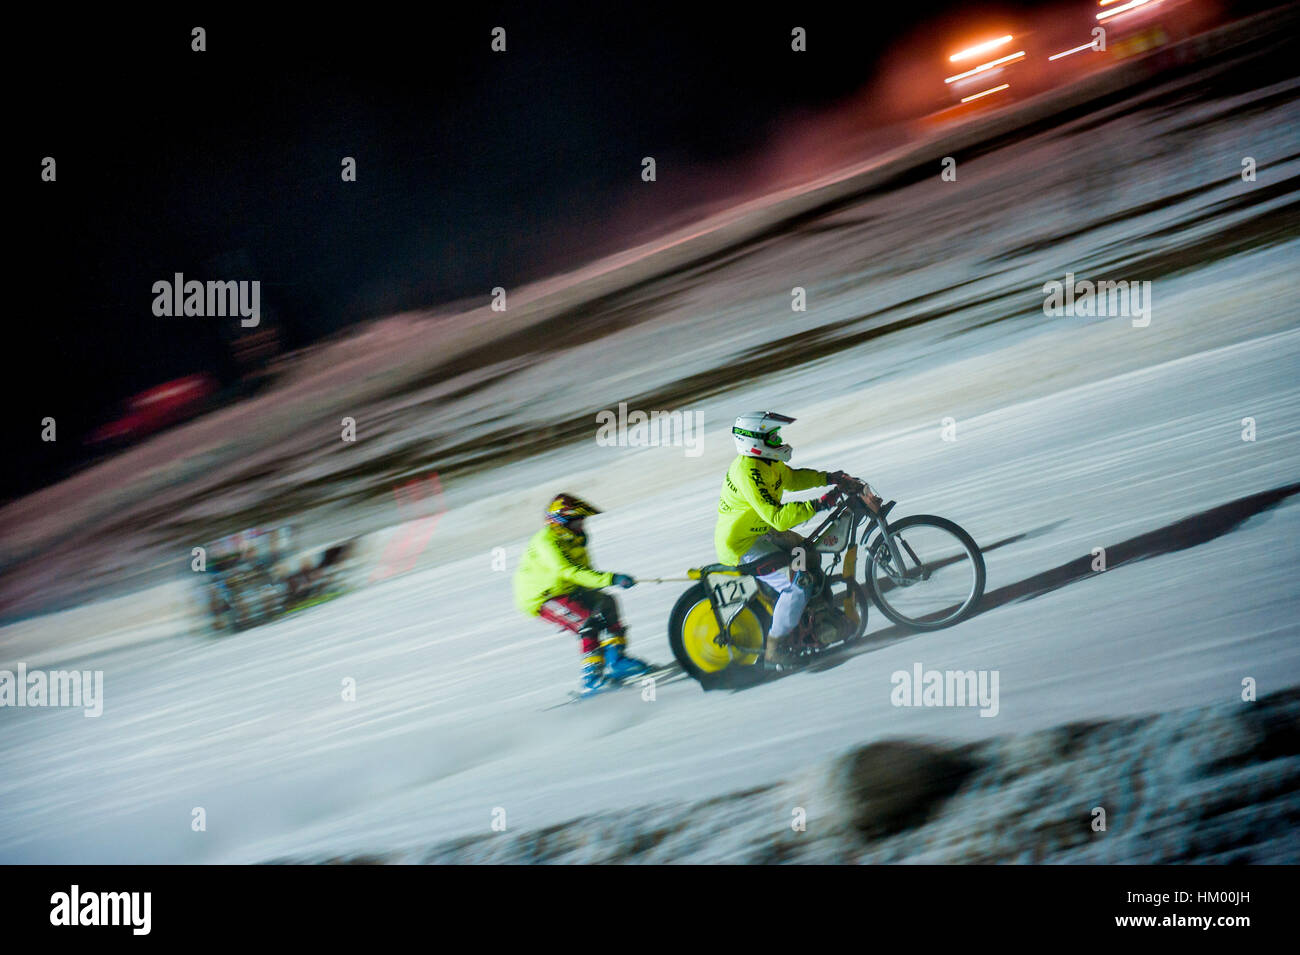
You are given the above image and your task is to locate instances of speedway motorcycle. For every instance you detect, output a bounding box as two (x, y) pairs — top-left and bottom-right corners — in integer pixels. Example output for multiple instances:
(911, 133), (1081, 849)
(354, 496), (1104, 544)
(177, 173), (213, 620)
(667, 480), (985, 682)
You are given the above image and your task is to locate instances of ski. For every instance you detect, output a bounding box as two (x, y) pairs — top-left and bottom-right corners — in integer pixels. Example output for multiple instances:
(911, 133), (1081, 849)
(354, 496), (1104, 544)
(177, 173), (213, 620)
(541, 664), (683, 709)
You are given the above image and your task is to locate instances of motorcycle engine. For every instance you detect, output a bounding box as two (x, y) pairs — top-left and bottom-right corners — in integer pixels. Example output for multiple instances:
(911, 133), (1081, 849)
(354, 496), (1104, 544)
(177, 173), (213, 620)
(809, 610), (842, 647)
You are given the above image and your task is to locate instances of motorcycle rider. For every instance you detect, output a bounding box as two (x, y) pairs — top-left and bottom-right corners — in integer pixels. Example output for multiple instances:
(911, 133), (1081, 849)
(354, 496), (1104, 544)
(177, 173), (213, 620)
(715, 411), (879, 667)
(514, 493), (651, 693)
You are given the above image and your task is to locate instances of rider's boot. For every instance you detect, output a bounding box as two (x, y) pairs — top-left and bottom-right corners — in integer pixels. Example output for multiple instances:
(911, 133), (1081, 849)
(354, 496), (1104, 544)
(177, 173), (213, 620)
(764, 633), (786, 668)
(763, 631), (801, 670)
(580, 652), (608, 695)
(601, 634), (651, 682)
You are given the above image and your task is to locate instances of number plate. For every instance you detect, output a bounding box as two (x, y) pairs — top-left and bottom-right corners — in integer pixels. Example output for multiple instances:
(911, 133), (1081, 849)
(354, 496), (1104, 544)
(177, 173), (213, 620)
(706, 574), (758, 627)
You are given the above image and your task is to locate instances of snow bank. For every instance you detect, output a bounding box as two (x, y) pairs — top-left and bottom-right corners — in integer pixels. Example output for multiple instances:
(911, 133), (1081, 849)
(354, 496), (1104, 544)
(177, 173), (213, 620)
(356, 688), (1300, 864)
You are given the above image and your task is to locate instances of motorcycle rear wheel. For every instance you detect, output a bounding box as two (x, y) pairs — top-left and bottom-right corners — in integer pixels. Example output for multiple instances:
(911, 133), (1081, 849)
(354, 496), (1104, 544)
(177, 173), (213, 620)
(668, 583), (769, 681)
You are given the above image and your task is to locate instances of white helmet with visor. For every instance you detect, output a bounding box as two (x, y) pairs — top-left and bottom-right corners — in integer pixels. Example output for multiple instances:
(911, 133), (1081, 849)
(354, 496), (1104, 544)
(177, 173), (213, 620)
(731, 411), (796, 463)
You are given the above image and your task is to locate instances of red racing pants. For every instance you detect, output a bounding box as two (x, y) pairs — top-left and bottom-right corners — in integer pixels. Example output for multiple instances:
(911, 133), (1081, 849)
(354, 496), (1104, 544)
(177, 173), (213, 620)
(538, 589), (627, 658)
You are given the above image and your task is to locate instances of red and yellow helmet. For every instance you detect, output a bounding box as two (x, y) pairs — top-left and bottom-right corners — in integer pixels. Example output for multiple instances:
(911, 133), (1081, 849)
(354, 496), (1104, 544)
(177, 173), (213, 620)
(545, 493), (601, 528)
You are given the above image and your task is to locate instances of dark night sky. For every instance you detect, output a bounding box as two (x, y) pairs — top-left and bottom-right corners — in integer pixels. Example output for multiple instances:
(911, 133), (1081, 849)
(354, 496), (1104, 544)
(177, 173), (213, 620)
(11, 2), (1271, 498)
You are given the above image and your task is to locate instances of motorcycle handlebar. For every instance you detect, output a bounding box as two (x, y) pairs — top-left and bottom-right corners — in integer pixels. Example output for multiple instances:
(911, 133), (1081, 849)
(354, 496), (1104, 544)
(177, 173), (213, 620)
(826, 476), (889, 520)
(830, 475), (877, 501)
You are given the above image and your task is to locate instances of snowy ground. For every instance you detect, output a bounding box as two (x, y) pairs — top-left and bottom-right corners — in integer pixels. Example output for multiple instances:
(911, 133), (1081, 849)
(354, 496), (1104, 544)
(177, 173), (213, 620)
(1, 30), (1298, 863)
(406, 689), (1300, 864)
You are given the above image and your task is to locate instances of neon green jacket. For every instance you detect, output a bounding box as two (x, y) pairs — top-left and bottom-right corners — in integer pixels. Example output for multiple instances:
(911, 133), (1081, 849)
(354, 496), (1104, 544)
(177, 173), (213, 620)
(513, 525), (615, 616)
(714, 456), (829, 564)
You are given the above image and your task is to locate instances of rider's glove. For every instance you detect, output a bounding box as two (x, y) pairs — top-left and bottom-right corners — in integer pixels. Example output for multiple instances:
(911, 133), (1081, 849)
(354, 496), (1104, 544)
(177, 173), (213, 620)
(826, 470), (853, 488)
(611, 574), (636, 589)
(812, 491), (839, 512)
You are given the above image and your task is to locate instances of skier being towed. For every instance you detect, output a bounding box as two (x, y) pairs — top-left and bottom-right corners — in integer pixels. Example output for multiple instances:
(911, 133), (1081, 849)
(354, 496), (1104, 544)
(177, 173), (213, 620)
(716, 411), (880, 668)
(514, 493), (651, 694)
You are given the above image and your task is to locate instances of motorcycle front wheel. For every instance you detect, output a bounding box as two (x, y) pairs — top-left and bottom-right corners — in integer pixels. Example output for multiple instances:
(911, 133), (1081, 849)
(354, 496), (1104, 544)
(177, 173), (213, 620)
(864, 515), (985, 630)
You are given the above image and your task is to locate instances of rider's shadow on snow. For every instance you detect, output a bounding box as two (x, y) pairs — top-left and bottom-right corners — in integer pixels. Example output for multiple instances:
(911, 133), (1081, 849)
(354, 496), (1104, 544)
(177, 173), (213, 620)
(710, 481), (1300, 688)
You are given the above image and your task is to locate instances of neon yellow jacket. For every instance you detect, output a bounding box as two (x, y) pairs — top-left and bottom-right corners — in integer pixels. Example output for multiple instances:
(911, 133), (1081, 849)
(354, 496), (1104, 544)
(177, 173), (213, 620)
(714, 456), (829, 564)
(513, 525), (615, 616)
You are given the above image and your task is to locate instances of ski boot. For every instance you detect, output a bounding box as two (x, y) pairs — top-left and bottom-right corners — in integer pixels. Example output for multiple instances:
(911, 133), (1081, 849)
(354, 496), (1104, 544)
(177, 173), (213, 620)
(601, 636), (651, 683)
(580, 654), (608, 696)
